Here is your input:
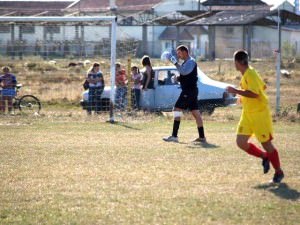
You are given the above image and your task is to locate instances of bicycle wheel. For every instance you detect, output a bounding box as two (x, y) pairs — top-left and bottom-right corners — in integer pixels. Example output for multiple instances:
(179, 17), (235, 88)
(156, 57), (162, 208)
(18, 95), (41, 114)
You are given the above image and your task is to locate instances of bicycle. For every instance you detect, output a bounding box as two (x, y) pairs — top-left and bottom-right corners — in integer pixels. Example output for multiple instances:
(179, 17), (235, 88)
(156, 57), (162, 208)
(12, 84), (42, 114)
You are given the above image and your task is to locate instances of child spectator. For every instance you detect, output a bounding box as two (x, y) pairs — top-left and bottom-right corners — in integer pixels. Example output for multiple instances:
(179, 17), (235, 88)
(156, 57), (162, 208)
(131, 66), (142, 110)
(0, 66), (17, 114)
(115, 63), (128, 111)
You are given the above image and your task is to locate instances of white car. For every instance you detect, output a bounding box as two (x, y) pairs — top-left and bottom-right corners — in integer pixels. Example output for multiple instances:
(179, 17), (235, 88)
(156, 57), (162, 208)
(80, 66), (237, 114)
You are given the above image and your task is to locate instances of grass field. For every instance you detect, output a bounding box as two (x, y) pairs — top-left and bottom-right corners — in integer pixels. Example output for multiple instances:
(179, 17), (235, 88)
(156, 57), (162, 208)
(0, 57), (299, 224)
(0, 107), (299, 224)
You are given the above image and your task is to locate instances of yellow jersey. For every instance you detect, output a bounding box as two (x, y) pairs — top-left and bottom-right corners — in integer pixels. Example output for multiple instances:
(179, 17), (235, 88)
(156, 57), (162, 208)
(240, 66), (269, 113)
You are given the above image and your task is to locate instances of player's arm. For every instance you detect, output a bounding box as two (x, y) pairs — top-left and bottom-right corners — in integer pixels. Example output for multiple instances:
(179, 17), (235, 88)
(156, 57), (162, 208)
(226, 86), (258, 98)
(175, 60), (196, 75)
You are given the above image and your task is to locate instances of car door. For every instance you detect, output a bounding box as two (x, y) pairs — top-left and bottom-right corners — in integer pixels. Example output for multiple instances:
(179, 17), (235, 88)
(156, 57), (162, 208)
(154, 69), (181, 111)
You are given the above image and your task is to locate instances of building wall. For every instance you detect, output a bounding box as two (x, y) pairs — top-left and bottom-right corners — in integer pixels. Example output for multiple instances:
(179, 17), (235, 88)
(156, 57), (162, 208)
(215, 26), (243, 58)
(212, 25), (300, 59)
(253, 26), (300, 57)
(154, 0), (200, 16)
(1, 23), (299, 58)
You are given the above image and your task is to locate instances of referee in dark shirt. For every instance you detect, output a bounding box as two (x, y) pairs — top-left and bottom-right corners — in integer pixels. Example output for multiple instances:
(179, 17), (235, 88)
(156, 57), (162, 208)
(163, 45), (206, 143)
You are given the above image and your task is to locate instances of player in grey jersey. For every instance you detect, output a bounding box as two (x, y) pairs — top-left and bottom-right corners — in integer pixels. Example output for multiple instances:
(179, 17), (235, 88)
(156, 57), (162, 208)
(163, 45), (206, 143)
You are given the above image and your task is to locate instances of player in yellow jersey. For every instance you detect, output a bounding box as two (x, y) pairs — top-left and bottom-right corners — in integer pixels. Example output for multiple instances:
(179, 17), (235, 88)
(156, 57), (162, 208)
(227, 50), (284, 183)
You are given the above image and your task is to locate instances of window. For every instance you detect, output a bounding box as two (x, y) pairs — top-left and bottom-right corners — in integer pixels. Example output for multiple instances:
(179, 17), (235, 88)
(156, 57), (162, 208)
(165, 42), (171, 49)
(45, 25), (60, 34)
(226, 27), (234, 35)
(158, 70), (179, 86)
(0, 25), (10, 33)
(22, 25), (35, 34)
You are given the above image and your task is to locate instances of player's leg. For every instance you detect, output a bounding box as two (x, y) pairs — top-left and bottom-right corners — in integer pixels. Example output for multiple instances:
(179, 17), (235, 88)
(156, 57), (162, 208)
(261, 140), (284, 183)
(163, 107), (182, 142)
(236, 134), (269, 174)
(191, 109), (206, 142)
(236, 134), (266, 158)
(163, 92), (186, 142)
(237, 113), (269, 173)
(252, 108), (282, 177)
(187, 91), (206, 143)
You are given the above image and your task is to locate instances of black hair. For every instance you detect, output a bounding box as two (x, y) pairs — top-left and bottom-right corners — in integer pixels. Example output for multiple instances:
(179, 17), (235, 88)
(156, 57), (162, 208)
(131, 66), (139, 72)
(176, 45), (189, 53)
(234, 50), (249, 66)
(141, 55), (152, 67)
(92, 62), (100, 67)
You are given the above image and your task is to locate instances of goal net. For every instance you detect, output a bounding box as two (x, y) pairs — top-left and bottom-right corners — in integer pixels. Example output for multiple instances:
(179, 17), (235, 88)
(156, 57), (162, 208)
(0, 16), (140, 121)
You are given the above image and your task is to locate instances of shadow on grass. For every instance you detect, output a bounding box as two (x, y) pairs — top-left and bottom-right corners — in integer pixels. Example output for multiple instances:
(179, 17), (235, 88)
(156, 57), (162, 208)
(186, 141), (220, 149)
(106, 121), (141, 130)
(254, 183), (300, 201)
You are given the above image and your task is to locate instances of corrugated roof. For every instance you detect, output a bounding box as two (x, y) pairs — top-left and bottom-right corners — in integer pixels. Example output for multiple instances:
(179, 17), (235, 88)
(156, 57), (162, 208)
(0, 1), (73, 10)
(202, 0), (268, 6)
(151, 12), (190, 25)
(0, 1), (74, 16)
(188, 10), (274, 26)
(158, 27), (194, 40)
(66, 0), (162, 12)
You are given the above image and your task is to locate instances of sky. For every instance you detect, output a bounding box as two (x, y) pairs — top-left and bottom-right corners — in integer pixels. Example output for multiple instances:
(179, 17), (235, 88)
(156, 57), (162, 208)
(250, 0), (294, 7)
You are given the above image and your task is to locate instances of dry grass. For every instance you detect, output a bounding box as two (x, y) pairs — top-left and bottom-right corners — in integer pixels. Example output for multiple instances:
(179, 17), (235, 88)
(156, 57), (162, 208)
(1, 57), (299, 113)
(0, 57), (299, 224)
(0, 110), (299, 224)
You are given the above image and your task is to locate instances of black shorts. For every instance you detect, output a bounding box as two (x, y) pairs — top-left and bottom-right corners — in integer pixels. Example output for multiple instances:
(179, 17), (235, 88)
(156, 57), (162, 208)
(174, 89), (199, 111)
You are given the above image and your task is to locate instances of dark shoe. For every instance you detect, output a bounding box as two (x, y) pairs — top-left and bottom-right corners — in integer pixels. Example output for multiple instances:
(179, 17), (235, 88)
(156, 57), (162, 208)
(192, 137), (207, 143)
(272, 170), (284, 183)
(262, 158), (270, 174)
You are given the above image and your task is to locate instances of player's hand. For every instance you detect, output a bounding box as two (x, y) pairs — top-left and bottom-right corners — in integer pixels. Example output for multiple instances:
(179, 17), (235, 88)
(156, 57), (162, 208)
(226, 86), (237, 94)
(169, 56), (177, 65)
(165, 53), (177, 65)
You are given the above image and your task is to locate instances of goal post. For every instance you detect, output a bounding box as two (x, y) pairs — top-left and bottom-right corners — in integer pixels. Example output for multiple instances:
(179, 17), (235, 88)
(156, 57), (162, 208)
(0, 16), (118, 121)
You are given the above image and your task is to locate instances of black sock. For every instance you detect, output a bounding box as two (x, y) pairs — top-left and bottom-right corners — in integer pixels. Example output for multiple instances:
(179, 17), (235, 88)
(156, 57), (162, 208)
(198, 126), (205, 138)
(172, 120), (180, 137)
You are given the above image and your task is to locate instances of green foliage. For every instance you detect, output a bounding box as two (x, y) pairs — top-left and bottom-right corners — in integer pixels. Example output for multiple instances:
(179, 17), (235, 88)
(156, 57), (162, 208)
(282, 41), (297, 58)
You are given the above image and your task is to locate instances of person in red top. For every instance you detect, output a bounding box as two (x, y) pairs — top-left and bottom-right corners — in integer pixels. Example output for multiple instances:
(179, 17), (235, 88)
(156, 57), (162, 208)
(115, 63), (128, 111)
(0, 66), (17, 114)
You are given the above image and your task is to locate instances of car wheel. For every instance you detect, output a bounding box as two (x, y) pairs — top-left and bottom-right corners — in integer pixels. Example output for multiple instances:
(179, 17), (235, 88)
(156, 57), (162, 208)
(199, 104), (215, 115)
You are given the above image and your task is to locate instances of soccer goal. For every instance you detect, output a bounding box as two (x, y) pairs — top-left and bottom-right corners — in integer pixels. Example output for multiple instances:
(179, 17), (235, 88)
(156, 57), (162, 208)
(0, 16), (139, 121)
